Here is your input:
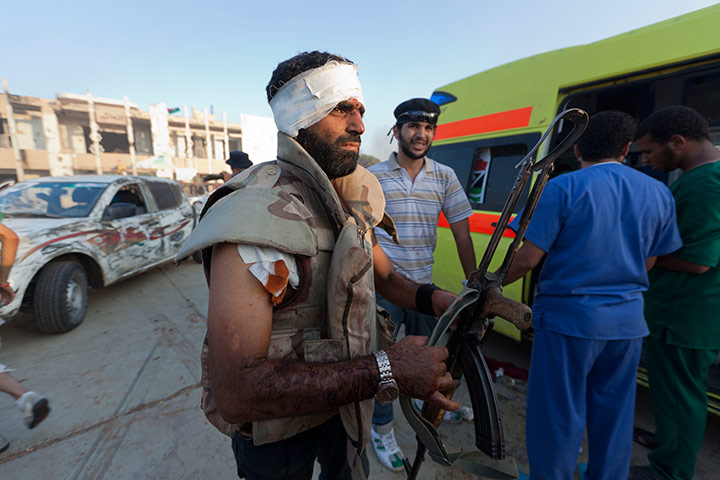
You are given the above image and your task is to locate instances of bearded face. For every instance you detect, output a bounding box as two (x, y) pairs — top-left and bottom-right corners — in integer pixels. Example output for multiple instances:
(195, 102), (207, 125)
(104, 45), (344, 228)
(295, 128), (361, 179)
(636, 134), (681, 172)
(294, 99), (365, 179)
(396, 121), (435, 160)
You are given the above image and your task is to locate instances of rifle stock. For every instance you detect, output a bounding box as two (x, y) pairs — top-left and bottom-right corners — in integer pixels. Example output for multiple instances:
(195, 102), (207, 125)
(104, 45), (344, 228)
(421, 382), (460, 428)
(481, 286), (532, 331)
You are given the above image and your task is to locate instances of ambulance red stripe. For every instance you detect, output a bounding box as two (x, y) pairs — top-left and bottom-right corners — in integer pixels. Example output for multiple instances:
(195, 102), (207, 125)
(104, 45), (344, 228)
(434, 106), (533, 141)
(438, 212), (515, 238)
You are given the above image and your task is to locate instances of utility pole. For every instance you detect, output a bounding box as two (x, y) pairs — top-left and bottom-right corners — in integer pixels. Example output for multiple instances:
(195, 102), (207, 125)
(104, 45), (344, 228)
(223, 111), (229, 161)
(184, 105), (194, 169)
(204, 107), (212, 174)
(124, 96), (137, 176)
(2, 79), (25, 182)
(87, 90), (103, 174)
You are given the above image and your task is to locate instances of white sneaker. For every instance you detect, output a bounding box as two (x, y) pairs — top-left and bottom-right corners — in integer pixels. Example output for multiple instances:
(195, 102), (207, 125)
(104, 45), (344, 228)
(459, 405), (474, 422)
(16, 392), (50, 429)
(370, 425), (405, 472)
(412, 399), (462, 424)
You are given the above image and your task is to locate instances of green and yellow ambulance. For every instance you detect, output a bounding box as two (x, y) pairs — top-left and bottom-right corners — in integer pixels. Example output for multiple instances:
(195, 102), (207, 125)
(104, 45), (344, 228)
(428, 4), (720, 414)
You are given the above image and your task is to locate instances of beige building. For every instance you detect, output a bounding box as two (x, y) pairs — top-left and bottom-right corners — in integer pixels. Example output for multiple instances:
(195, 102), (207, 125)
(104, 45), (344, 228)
(0, 87), (243, 182)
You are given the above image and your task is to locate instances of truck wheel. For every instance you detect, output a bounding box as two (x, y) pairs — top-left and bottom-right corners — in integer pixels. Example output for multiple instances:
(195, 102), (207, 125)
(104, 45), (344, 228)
(34, 261), (89, 333)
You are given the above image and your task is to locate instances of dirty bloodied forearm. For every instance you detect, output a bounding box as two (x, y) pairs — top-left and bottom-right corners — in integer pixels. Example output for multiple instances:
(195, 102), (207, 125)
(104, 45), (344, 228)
(210, 353), (379, 424)
(209, 334), (457, 424)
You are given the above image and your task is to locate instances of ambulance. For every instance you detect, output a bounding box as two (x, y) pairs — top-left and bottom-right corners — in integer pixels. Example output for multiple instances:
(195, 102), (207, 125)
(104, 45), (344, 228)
(428, 5), (720, 414)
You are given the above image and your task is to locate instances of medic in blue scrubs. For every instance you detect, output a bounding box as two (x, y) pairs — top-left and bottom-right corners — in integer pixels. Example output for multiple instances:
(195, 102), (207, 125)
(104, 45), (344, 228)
(502, 111), (682, 480)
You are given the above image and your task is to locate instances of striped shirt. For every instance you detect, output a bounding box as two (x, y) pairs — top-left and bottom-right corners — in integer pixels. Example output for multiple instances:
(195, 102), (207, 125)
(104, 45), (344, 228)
(369, 153), (472, 283)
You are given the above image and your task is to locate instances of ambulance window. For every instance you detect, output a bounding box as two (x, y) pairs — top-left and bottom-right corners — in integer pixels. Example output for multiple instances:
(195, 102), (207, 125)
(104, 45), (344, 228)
(684, 72), (720, 148)
(427, 132), (539, 214)
(467, 143), (528, 212)
(471, 143), (530, 213)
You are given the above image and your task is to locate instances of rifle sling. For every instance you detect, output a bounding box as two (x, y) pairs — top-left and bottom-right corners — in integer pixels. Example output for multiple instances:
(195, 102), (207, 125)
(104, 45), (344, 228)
(428, 285), (481, 347)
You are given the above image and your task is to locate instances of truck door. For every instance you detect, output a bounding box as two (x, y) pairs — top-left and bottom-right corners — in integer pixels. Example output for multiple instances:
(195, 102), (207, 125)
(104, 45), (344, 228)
(144, 180), (193, 261)
(99, 182), (162, 279)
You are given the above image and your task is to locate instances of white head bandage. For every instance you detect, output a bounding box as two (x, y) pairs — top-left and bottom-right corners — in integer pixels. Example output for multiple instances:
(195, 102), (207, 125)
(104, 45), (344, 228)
(269, 61), (364, 137)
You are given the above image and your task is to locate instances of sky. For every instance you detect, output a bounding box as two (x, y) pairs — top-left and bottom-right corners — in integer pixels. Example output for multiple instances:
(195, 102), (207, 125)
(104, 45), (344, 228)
(3, 0), (718, 160)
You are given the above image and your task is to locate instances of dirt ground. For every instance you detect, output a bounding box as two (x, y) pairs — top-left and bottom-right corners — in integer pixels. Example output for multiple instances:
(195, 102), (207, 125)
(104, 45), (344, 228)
(364, 331), (720, 479)
(0, 262), (716, 479)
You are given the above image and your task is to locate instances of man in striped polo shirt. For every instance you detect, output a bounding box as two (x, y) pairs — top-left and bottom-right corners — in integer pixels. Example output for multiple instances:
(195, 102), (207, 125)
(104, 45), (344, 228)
(367, 98), (476, 471)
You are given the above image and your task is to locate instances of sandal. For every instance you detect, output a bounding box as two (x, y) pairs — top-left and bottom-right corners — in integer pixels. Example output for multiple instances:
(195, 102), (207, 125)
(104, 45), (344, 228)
(632, 427), (659, 450)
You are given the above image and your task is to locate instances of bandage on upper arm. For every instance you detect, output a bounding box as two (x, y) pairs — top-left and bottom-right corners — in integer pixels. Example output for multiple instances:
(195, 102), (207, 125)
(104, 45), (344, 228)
(236, 244), (299, 306)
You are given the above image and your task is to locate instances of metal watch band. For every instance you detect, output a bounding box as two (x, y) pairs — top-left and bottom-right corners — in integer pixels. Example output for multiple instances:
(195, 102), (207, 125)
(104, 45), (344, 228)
(373, 350), (394, 383)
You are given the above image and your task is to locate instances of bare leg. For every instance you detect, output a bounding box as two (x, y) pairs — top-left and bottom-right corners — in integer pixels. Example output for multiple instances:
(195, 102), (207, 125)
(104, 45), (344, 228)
(0, 372), (29, 400)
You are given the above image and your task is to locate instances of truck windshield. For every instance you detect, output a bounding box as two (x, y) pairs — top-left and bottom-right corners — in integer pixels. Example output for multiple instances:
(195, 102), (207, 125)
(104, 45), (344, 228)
(0, 182), (107, 219)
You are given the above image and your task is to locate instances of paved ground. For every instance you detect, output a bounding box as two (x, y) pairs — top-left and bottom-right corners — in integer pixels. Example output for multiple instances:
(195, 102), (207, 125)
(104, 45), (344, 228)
(0, 262), (717, 479)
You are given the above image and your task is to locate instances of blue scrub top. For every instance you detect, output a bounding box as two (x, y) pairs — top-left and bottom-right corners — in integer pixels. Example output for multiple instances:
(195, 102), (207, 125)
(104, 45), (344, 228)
(510, 163), (682, 340)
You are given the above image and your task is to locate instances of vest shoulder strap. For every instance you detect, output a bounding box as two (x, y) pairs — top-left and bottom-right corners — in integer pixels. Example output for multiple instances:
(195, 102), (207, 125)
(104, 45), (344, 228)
(175, 162), (318, 263)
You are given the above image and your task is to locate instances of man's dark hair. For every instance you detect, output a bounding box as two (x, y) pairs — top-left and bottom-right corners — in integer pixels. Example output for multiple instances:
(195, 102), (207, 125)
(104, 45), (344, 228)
(266, 51), (354, 102)
(635, 106), (710, 143)
(576, 111), (635, 162)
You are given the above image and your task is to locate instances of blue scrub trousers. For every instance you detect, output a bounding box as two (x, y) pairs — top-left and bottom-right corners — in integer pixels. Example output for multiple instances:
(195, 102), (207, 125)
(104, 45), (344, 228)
(372, 294), (436, 427)
(526, 328), (642, 480)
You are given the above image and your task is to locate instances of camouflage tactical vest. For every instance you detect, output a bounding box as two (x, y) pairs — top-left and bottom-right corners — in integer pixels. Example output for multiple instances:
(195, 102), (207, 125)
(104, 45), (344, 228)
(176, 133), (397, 458)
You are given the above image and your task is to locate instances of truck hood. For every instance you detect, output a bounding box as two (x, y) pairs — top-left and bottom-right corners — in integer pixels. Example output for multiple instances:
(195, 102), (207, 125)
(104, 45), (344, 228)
(1, 217), (84, 238)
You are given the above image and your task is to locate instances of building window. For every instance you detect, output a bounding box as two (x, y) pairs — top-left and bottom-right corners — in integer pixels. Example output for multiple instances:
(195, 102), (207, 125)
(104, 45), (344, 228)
(193, 137), (206, 158)
(101, 131), (130, 154)
(133, 123), (153, 155)
(16, 117), (46, 150)
(0, 118), (8, 148)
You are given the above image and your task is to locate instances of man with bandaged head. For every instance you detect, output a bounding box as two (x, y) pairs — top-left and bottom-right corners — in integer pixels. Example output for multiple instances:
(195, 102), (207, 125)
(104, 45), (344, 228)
(176, 51), (459, 479)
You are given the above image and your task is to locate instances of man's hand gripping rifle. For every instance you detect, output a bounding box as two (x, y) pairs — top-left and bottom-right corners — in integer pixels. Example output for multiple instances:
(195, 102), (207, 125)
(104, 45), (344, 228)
(401, 108), (588, 479)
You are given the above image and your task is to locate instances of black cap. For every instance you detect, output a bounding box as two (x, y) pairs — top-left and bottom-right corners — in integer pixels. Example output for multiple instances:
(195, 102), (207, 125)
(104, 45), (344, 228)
(393, 98), (441, 125)
(226, 151), (253, 169)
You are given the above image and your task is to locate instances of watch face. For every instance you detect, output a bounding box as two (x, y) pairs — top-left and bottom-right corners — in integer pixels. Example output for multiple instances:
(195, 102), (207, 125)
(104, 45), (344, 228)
(376, 381), (400, 405)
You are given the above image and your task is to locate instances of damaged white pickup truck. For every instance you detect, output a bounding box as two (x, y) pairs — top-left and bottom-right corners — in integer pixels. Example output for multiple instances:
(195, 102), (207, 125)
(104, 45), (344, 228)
(0, 175), (195, 333)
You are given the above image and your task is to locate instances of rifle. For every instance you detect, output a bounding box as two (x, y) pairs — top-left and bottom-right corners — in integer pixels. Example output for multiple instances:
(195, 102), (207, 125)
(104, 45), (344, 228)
(401, 108), (588, 479)
(202, 173), (225, 181)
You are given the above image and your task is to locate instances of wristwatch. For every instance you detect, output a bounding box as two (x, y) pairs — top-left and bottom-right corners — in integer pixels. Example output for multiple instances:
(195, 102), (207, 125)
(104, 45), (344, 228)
(373, 350), (399, 405)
